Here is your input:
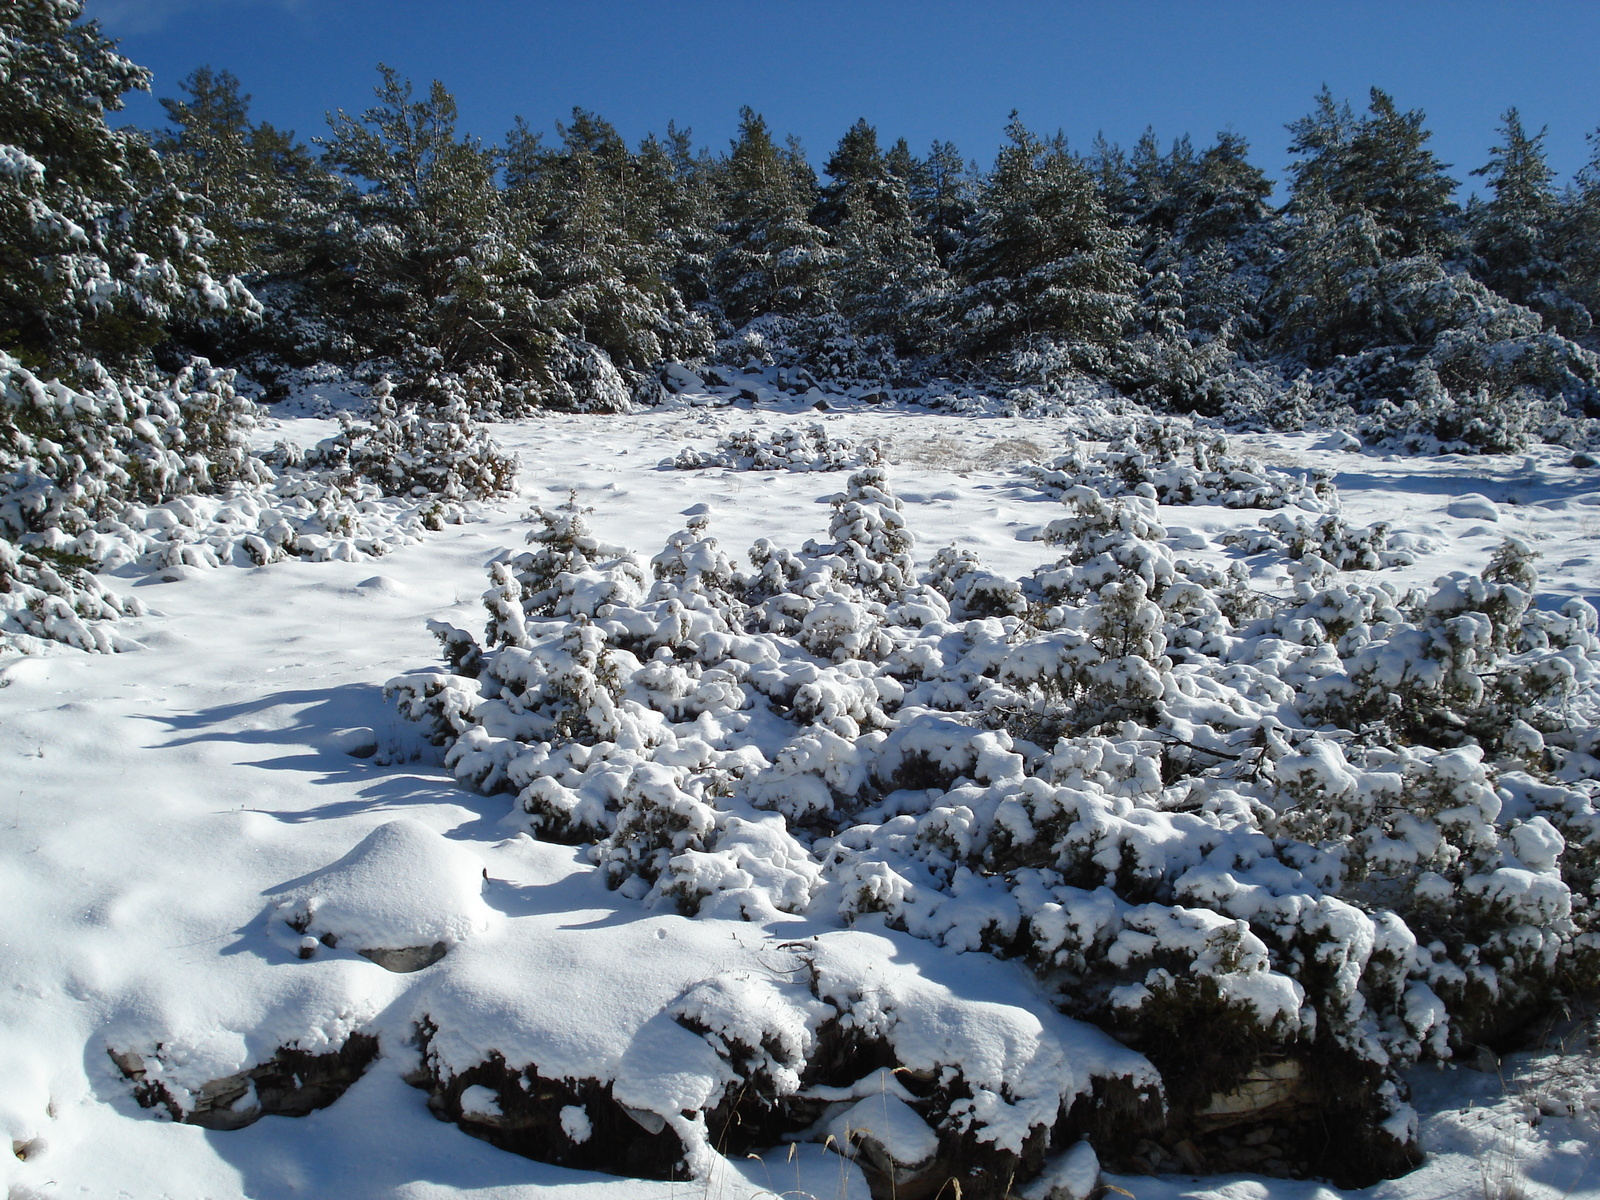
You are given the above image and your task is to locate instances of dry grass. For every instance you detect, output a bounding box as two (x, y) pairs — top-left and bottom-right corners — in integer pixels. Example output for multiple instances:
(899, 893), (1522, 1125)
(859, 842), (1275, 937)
(888, 436), (1052, 474)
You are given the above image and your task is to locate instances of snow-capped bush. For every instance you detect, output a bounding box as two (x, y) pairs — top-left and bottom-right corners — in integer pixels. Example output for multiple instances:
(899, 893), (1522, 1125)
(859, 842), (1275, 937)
(1, 351), (265, 651)
(391, 462), (1600, 1191)
(2, 352), (266, 536)
(1027, 420), (1335, 512)
(0, 355), (515, 654)
(1301, 539), (1599, 751)
(668, 422), (884, 473)
(1366, 373), (1562, 456)
(926, 545), (1028, 620)
(304, 376), (517, 505)
(1222, 510), (1420, 574)
(0, 538), (142, 653)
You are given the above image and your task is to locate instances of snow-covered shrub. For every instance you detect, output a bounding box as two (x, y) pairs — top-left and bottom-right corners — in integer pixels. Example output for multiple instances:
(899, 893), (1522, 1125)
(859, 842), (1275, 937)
(2, 352), (266, 534)
(990, 528), (1177, 736)
(1222, 510), (1419, 573)
(926, 546), (1027, 620)
(541, 337), (632, 414)
(668, 422), (884, 473)
(0, 352), (520, 653)
(391, 465), (1600, 1190)
(1, 351), (267, 651)
(1366, 373), (1561, 456)
(0, 538), (142, 652)
(1299, 541), (1599, 753)
(1027, 420), (1334, 512)
(304, 377), (517, 505)
(805, 466), (914, 602)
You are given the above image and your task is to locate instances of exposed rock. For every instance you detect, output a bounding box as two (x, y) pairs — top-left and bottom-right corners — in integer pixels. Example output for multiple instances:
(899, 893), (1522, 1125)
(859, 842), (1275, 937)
(661, 363), (706, 395)
(1196, 1057), (1307, 1123)
(359, 941), (448, 972)
(417, 1045), (693, 1179)
(1093, 1048), (1422, 1187)
(826, 1092), (940, 1197)
(110, 1033), (379, 1130)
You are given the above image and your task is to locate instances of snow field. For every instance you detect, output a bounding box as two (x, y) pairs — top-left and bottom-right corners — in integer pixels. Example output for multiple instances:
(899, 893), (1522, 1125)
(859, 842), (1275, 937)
(3, 387), (1600, 1198)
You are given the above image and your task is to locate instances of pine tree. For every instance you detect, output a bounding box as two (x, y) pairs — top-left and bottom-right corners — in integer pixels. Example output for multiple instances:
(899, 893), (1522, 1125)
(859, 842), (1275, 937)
(316, 66), (551, 382)
(515, 108), (706, 370)
(811, 118), (881, 229)
(711, 108), (832, 326)
(0, 0), (252, 373)
(153, 67), (343, 387)
(156, 66), (338, 281)
(1564, 130), (1600, 332)
(637, 122), (724, 312)
(910, 139), (976, 266)
(1157, 132), (1278, 344)
(1126, 128), (1197, 241)
(1178, 132), (1274, 250)
(1287, 87), (1458, 259)
(1470, 109), (1588, 335)
(813, 119), (949, 355)
(1342, 89), (1459, 258)
(1086, 133), (1134, 224)
(1273, 88), (1468, 371)
(952, 113), (1138, 358)
(1270, 191), (1406, 364)
(1271, 95), (1600, 416)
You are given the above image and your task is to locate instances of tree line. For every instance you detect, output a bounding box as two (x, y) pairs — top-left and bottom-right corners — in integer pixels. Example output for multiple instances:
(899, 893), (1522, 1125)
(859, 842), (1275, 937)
(9, 0), (1600, 439)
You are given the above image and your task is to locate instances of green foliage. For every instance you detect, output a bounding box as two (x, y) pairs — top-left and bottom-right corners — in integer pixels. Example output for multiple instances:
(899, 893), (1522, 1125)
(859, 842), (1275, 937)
(314, 66), (558, 387)
(1286, 86), (1458, 259)
(953, 114), (1139, 359)
(1468, 109), (1589, 337)
(156, 66), (341, 282)
(713, 108), (834, 325)
(505, 108), (712, 371)
(0, 0), (253, 372)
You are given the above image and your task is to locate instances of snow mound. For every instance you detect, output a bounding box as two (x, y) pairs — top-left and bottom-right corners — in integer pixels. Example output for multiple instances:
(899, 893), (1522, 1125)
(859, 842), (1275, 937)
(273, 819), (494, 968)
(1447, 493), (1501, 521)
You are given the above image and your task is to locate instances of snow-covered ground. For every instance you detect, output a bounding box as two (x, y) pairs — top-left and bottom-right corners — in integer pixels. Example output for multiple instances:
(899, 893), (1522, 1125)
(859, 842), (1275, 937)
(3, 392), (1599, 1199)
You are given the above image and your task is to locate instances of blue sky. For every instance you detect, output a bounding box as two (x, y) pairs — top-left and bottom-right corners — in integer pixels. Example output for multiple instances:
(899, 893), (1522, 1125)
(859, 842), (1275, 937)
(88, 1), (1600, 198)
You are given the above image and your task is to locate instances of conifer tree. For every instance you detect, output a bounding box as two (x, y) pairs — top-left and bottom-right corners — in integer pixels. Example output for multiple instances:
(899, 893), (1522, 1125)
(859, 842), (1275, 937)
(1470, 109), (1588, 335)
(156, 67), (338, 280)
(952, 113), (1137, 359)
(516, 108), (707, 370)
(637, 122), (724, 311)
(316, 66), (551, 381)
(910, 140), (977, 266)
(154, 67), (343, 386)
(1564, 130), (1600, 331)
(1287, 87), (1458, 259)
(0, 0), (252, 373)
(1126, 129), (1197, 241)
(813, 119), (949, 354)
(1271, 90), (1599, 417)
(712, 108), (831, 325)
(1273, 88), (1465, 368)
(1179, 132), (1275, 250)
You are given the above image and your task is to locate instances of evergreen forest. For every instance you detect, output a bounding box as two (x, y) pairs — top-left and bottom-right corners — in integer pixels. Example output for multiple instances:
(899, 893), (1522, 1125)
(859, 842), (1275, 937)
(10, 0), (1600, 445)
